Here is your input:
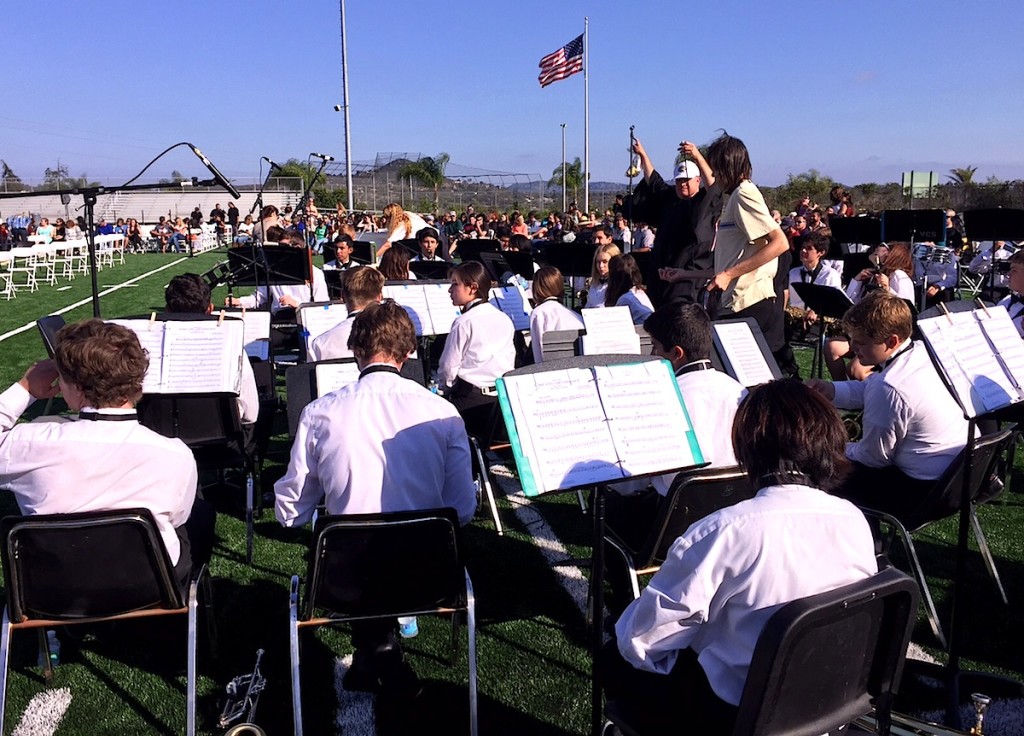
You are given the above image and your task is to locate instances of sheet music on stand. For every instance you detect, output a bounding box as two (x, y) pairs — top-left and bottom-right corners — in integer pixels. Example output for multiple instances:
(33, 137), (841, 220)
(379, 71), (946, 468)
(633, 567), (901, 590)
(223, 308), (271, 361)
(917, 305), (1024, 417)
(580, 306), (642, 355)
(297, 302), (350, 354)
(711, 319), (781, 388)
(490, 284), (532, 331)
(110, 319), (244, 395)
(382, 281), (461, 336)
(313, 360), (361, 398)
(497, 360), (704, 496)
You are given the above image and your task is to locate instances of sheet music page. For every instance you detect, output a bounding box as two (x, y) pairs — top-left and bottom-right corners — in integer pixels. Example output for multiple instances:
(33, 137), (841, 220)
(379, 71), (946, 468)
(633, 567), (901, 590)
(489, 286), (532, 331)
(110, 319), (166, 393)
(424, 282), (461, 335)
(298, 303), (350, 347)
(917, 317), (979, 417)
(713, 322), (775, 387)
(384, 283), (433, 335)
(976, 306), (1024, 396)
(244, 340), (270, 361)
(314, 362), (361, 397)
(594, 362), (701, 478)
(580, 306), (642, 355)
(502, 369), (622, 493)
(161, 321), (243, 394)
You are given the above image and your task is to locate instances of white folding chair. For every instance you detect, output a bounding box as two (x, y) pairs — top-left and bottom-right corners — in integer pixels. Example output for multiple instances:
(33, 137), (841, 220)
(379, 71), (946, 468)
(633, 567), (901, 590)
(8, 248), (38, 293)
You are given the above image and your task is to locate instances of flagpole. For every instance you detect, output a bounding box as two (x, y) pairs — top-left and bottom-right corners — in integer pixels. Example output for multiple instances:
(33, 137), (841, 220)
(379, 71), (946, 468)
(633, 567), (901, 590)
(583, 16), (590, 214)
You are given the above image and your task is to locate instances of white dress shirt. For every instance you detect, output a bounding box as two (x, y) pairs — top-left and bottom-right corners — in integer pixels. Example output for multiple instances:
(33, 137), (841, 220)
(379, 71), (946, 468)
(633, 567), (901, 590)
(845, 269), (914, 303)
(308, 313), (358, 362)
(616, 484), (876, 705)
(787, 262), (842, 310)
(615, 288), (655, 325)
(529, 299), (584, 363)
(585, 280), (609, 309)
(832, 340), (968, 480)
(238, 355), (259, 424)
(236, 266), (329, 313)
(437, 301), (516, 390)
(0, 383), (197, 564)
(997, 293), (1024, 337)
(274, 368), (477, 527)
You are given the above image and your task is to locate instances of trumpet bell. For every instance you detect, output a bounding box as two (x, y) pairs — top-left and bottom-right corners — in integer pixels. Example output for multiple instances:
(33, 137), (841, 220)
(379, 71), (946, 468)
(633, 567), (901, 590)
(625, 165), (641, 178)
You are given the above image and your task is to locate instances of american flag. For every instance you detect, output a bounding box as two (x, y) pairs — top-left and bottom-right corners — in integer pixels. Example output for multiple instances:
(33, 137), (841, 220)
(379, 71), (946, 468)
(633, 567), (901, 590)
(538, 34), (584, 88)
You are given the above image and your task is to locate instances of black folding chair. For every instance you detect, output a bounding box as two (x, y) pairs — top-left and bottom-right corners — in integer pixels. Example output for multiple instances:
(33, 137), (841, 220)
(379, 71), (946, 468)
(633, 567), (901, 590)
(604, 567), (919, 736)
(860, 427), (1015, 649)
(602, 467), (751, 601)
(288, 508), (477, 736)
(137, 392), (261, 564)
(0, 509), (212, 736)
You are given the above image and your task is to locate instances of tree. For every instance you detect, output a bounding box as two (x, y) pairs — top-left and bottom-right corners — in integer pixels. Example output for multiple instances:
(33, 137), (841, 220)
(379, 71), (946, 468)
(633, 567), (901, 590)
(399, 153), (450, 209)
(947, 166), (978, 185)
(40, 164), (98, 190)
(0, 160), (26, 192)
(549, 157), (584, 207)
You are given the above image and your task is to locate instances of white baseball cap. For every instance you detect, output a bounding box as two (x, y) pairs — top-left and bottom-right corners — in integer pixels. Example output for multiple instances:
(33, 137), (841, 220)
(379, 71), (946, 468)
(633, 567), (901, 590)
(673, 161), (700, 180)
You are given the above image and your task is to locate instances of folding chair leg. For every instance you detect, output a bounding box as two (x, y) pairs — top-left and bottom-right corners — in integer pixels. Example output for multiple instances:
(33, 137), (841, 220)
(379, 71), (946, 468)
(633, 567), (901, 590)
(289, 576), (304, 736)
(469, 437), (503, 535)
(187, 575), (199, 736)
(201, 571), (218, 660)
(893, 525), (947, 649)
(0, 610), (10, 736)
(38, 630), (53, 683)
(971, 508), (1009, 605)
(245, 474), (254, 565)
(465, 571), (478, 736)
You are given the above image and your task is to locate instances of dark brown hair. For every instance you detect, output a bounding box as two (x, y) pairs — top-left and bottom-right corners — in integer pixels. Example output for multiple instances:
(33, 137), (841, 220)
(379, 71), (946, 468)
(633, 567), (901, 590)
(881, 242), (914, 279)
(451, 260), (491, 297)
(378, 247), (411, 280)
(347, 300), (417, 363)
(55, 319), (148, 408)
(642, 303), (712, 361)
(731, 379), (851, 491)
(704, 131), (752, 194)
(604, 254), (644, 307)
(164, 273), (211, 313)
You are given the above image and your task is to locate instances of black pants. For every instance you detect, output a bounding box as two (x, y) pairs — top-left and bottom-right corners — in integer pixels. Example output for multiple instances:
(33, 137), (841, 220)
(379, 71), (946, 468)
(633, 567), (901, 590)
(601, 640), (738, 733)
(833, 462), (934, 524)
(720, 297), (784, 353)
(449, 379), (500, 442)
(173, 497), (217, 589)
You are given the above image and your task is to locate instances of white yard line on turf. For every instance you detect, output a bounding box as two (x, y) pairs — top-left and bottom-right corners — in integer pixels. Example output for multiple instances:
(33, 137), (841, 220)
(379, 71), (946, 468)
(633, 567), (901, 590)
(12, 688), (72, 736)
(0, 257), (188, 344)
(335, 653), (377, 736)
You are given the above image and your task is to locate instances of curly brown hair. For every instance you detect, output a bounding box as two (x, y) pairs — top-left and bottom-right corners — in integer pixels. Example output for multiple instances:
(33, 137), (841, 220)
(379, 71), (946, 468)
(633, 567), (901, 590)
(55, 319), (148, 407)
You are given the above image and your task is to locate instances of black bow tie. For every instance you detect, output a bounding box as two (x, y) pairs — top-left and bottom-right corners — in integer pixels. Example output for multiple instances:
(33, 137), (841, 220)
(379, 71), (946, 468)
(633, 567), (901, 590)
(1009, 294), (1023, 307)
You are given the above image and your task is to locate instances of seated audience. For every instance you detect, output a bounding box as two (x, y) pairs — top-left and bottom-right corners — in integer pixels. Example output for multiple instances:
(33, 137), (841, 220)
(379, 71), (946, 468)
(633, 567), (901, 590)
(0, 320), (213, 585)
(809, 291), (969, 521)
(605, 379), (877, 732)
(308, 267), (385, 361)
(529, 266), (584, 363)
(275, 301), (475, 697)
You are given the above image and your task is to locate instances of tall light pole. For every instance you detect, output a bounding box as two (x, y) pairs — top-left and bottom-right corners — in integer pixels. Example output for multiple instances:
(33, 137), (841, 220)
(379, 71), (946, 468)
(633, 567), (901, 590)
(560, 123), (567, 214)
(338, 0), (354, 213)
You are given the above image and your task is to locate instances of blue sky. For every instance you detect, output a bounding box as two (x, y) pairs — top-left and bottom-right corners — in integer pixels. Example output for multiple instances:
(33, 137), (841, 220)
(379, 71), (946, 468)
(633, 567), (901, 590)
(3, 0), (1022, 189)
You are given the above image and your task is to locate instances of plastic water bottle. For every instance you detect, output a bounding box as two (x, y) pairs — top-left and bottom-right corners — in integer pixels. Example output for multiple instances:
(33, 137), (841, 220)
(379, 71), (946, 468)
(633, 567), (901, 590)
(38, 630), (60, 668)
(428, 380), (439, 395)
(398, 616), (419, 638)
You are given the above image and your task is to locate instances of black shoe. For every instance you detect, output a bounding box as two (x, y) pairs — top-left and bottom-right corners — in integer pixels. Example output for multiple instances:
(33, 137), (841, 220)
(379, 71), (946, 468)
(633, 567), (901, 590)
(379, 659), (422, 700)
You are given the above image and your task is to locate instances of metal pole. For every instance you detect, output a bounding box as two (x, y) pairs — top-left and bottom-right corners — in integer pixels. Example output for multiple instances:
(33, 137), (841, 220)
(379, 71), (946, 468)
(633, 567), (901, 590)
(339, 0), (354, 213)
(561, 123), (567, 214)
(583, 16), (590, 214)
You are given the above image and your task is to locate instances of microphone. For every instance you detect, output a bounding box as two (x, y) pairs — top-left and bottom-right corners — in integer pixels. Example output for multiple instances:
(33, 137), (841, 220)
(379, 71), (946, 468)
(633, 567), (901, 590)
(187, 143), (240, 199)
(310, 152), (335, 161)
(261, 156), (282, 170)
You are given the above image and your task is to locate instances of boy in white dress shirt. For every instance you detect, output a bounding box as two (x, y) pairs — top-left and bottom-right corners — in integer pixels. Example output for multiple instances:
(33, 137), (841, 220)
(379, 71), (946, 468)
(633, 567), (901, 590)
(808, 291), (968, 521)
(276, 300), (475, 697)
(307, 267), (385, 362)
(997, 249), (1024, 337)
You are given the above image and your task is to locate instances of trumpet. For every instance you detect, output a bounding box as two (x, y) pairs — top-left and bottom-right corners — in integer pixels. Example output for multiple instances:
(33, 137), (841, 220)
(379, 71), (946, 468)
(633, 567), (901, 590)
(219, 649), (267, 734)
(626, 125), (641, 178)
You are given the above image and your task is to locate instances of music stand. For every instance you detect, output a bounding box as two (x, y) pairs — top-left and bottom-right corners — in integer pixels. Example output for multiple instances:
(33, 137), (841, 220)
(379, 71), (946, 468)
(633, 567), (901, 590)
(829, 216), (882, 259)
(391, 238), (420, 259)
(536, 242), (593, 277)
(882, 209), (946, 243)
(409, 260), (451, 280)
(456, 239), (502, 265)
(350, 241), (376, 265)
(790, 282), (855, 378)
(477, 252), (513, 282)
(501, 251), (536, 279)
(323, 269), (344, 300)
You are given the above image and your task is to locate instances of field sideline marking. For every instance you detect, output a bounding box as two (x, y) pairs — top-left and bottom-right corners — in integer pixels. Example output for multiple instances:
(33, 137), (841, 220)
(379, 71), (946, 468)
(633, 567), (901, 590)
(335, 654), (376, 736)
(0, 257), (189, 344)
(12, 687), (71, 736)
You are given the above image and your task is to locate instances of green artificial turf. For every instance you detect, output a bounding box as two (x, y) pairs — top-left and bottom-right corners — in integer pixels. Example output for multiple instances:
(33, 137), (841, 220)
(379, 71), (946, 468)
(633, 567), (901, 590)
(0, 256), (1021, 734)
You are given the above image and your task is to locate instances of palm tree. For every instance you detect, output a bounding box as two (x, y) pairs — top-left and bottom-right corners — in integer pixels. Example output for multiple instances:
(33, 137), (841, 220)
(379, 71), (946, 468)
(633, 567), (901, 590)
(549, 157), (584, 208)
(947, 166), (978, 185)
(399, 153), (450, 209)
